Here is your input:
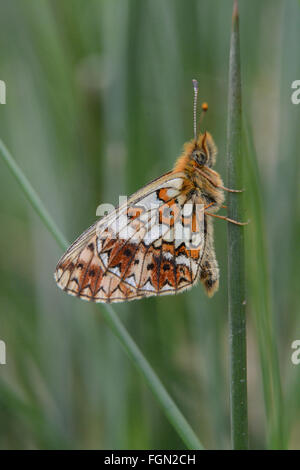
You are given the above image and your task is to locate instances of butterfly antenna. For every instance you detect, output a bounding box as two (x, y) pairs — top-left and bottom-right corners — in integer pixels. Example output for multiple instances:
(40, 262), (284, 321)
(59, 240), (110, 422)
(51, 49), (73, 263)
(192, 79), (199, 140)
(198, 102), (208, 133)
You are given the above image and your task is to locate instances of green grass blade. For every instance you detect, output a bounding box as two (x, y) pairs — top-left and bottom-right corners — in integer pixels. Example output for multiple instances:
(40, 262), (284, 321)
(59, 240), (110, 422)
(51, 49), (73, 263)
(0, 140), (69, 251)
(104, 304), (204, 450)
(0, 138), (204, 450)
(243, 118), (286, 449)
(226, 1), (248, 450)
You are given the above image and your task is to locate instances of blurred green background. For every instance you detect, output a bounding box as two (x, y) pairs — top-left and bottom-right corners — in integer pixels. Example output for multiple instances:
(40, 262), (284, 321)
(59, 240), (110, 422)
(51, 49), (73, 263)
(0, 0), (299, 450)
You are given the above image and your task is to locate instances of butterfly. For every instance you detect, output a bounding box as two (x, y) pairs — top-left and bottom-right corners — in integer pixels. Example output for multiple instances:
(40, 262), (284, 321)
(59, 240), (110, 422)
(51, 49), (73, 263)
(54, 80), (246, 303)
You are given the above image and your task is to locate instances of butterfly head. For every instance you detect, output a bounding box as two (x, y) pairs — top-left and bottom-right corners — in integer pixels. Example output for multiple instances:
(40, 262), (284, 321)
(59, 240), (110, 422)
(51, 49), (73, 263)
(191, 131), (217, 168)
(173, 132), (217, 174)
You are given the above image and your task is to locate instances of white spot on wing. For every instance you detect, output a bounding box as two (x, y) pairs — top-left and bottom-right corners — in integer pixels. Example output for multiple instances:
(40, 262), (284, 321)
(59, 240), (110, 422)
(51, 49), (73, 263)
(160, 283), (173, 292)
(97, 238), (103, 252)
(141, 280), (156, 292)
(100, 253), (109, 266)
(176, 255), (190, 267)
(166, 188), (179, 198)
(110, 265), (121, 276)
(125, 275), (137, 288)
(138, 193), (160, 210)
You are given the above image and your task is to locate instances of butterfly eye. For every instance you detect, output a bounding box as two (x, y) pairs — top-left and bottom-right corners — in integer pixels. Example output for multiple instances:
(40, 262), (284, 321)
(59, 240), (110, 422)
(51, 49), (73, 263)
(192, 150), (207, 165)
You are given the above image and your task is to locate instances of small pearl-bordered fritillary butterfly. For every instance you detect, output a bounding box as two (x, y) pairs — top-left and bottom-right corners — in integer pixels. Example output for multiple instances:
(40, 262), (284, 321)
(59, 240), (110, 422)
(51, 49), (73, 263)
(54, 80), (246, 303)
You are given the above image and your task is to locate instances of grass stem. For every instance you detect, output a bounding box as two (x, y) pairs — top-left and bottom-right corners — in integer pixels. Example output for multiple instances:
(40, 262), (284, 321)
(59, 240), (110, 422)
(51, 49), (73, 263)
(226, 0), (248, 450)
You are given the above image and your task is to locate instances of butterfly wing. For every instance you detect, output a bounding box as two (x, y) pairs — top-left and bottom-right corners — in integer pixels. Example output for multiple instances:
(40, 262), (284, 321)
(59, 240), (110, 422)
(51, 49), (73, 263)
(54, 171), (206, 302)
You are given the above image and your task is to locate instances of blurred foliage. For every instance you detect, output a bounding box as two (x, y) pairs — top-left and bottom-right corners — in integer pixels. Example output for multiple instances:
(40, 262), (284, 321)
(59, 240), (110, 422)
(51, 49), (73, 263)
(0, 0), (299, 449)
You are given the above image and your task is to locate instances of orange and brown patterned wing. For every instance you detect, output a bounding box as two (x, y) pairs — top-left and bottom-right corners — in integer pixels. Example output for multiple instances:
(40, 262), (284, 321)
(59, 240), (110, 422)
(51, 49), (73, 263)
(54, 223), (104, 300)
(54, 172), (206, 302)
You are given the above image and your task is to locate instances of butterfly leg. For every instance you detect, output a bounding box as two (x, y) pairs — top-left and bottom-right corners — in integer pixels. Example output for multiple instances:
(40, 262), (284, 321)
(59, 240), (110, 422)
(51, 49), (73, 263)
(195, 168), (244, 193)
(218, 185), (244, 193)
(205, 212), (249, 226)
